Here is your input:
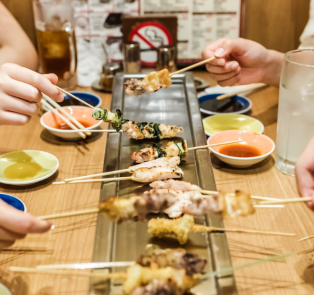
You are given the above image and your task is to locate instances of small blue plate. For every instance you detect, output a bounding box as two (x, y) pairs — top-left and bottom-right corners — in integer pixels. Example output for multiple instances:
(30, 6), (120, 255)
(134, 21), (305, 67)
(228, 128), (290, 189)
(0, 193), (26, 212)
(198, 93), (252, 115)
(43, 91), (102, 111)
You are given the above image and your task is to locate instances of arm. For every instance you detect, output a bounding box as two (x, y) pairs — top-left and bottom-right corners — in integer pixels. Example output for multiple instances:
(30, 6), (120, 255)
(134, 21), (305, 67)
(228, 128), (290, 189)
(0, 200), (52, 250)
(0, 3), (38, 70)
(202, 38), (284, 87)
(295, 135), (314, 210)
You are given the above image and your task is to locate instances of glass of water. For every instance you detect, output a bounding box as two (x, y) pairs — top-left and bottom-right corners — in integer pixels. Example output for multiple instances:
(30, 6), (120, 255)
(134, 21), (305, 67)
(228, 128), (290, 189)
(276, 49), (314, 176)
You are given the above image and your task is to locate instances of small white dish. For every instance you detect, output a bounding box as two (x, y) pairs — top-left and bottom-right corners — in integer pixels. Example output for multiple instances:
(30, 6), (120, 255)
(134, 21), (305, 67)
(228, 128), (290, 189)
(40, 106), (103, 141)
(0, 150), (59, 186)
(0, 283), (12, 295)
(207, 130), (275, 168)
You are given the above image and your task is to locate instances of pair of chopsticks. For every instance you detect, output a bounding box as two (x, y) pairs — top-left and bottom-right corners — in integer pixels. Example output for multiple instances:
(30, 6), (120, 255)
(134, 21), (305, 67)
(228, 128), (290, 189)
(42, 88), (117, 138)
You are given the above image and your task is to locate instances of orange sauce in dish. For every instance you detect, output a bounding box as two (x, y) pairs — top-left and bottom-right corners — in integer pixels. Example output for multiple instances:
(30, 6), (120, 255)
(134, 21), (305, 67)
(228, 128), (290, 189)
(219, 144), (262, 158)
(55, 120), (92, 130)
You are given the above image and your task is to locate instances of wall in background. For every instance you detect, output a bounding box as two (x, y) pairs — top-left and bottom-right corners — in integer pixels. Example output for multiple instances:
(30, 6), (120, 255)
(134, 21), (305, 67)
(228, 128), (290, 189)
(3, 0), (311, 54)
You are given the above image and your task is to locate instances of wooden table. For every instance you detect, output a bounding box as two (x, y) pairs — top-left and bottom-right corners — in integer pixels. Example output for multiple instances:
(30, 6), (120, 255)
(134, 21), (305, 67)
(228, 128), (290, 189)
(0, 72), (314, 295)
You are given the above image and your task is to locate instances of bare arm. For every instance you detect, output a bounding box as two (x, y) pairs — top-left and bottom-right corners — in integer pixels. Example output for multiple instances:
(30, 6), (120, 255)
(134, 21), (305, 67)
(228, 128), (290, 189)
(0, 3), (38, 70)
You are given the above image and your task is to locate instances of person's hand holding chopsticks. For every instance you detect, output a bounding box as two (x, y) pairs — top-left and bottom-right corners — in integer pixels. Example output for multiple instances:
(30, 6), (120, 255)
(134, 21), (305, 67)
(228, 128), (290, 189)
(0, 200), (52, 250)
(201, 38), (283, 87)
(0, 63), (63, 126)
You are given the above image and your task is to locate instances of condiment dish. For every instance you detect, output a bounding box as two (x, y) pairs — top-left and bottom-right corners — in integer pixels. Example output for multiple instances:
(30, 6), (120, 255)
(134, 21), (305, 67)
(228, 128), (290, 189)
(0, 150), (59, 186)
(0, 284), (11, 295)
(0, 193), (26, 212)
(207, 130), (275, 168)
(42, 91), (102, 111)
(40, 106), (103, 140)
(203, 113), (264, 136)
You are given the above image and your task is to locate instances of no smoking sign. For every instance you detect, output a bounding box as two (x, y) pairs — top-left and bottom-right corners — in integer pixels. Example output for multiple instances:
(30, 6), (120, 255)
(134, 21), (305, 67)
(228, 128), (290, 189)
(129, 22), (173, 66)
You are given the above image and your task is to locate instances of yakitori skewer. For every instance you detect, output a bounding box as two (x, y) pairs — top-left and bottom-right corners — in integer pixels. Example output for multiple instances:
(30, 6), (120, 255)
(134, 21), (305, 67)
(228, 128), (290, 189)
(258, 197), (312, 205)
(36, 248), (206, 276)
(42, 94), (91, 136)
(9, 252), (291, 295)
(298, 234), (314, 242)
(64, 156), (181, 182)
(41, 99), (86, 139)
(38, 189), (284, 225)
(216, 83), (266, 100)
(124, 57), (216, 97)
(131, 139), (242, 163)
(148, 215), (296, 244)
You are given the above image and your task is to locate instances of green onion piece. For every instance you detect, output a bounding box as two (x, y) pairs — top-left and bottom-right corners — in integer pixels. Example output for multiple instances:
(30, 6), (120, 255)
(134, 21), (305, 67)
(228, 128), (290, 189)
(153, 144), (166, 158)
(110, 109), (128, 132)
(174, 142), (183, 158)
(92, 108), (107, 120)
(181, 140), (189, 158)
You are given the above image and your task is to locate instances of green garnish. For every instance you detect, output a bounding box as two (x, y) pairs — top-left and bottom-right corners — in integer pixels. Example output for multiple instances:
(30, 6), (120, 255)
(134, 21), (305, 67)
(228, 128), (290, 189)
(181, 140), (189, 158)
(92, 108), (107, 120)
(153, 144), (166, 158)
(136, 122), (163, 138)
(174, 142), (183, 158)
(111, 109), (129, 131)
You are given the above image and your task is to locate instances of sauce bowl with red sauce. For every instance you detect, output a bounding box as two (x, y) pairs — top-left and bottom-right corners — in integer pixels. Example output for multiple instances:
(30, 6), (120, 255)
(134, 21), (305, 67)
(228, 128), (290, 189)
(207, 130), (275, 168)
(40, 106), (103, 140)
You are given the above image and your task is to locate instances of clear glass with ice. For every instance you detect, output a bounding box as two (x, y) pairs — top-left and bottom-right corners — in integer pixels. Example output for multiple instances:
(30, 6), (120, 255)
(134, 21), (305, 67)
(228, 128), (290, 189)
(276, 49), (314, 176)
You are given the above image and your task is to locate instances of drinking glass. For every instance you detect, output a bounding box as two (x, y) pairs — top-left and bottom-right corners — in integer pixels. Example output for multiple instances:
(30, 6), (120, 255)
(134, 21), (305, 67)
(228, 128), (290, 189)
(32, 0), (78, 89)
(276, 49), (314, 176)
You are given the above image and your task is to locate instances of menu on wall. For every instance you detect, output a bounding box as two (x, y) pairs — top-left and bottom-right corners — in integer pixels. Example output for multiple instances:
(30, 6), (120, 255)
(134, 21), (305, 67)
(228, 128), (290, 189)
(73, 0), (241, 86)
(141, 0), (242, 63)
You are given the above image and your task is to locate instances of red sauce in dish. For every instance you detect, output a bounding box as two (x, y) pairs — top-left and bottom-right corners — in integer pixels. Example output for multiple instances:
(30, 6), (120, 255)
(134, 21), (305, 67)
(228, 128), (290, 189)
(219, 144), (262, 157)
(55, 120), (92, 130)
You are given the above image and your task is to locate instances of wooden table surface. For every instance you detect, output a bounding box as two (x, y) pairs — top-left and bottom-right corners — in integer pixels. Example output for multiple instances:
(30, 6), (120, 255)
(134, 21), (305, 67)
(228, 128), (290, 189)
(0, 72), (314, 295)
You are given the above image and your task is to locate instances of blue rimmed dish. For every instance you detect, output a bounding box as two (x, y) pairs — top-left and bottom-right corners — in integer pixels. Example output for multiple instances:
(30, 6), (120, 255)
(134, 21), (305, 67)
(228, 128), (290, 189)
(198, 93), (252, 115)
(0, 193), (26, 212)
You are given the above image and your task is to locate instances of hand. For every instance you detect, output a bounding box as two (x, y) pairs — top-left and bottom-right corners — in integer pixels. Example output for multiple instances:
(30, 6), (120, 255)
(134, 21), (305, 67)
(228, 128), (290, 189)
(201, 38), (283, 87)
(0, 200), (52, 249)
(295, 136), (314, 210)
(0, 63), (64, 126)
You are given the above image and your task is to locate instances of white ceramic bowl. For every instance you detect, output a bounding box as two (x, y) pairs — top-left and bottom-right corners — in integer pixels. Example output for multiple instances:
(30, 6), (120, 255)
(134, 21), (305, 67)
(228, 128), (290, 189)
(0, 284), (11, 295)
(207, 130), (275, 168)
(0, 150), (59, 186)
(40, 106), (103, 141)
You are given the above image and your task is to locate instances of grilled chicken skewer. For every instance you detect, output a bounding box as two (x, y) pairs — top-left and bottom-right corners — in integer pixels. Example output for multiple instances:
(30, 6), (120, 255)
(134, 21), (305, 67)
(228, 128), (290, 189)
(131, 140), (242, 163)
(124, 69), (172, 97)
(64, 157), (181, 182)
(92, 107), (184, 138)
(148, 214), (296, 245)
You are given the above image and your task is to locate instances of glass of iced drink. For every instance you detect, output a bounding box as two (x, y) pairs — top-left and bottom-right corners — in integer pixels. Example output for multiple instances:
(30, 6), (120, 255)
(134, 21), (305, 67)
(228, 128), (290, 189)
(32, 0), (77, 89)
(276, 49), (314, 176)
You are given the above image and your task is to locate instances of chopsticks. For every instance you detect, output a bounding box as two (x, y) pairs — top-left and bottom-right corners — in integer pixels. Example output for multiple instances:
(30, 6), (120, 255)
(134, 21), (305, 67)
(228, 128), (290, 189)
(55, 86), (95, 109)
(216, 83), (266, 100)
(43, 94), (91, 136)
(169, 57), (216, 77)
(41, 99), (86, 139)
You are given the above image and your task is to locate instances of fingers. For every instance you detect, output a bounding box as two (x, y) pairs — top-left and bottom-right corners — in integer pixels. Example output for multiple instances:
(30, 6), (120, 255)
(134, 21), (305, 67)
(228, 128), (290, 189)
(1, 63), (63, 102)
(217, 73), (241, 87)
(0, 240), (15, 250)
(213, 38), (250, 58)
(0, 110), (31, 126)
(0, 93), (39, 116)
(0, 200), (52, 234)
(0, 226), (26, 241)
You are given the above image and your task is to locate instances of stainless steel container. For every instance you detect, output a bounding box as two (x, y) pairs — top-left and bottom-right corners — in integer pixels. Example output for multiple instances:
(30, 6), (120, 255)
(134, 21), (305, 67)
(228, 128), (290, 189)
(157, 45), (177, 72)
(123, 41), (141, 74)
(89, 73), (237, 295)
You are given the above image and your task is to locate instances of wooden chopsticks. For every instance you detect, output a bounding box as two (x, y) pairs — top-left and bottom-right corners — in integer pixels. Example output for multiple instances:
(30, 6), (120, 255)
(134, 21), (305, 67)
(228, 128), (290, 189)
(216, 83), (266, 100)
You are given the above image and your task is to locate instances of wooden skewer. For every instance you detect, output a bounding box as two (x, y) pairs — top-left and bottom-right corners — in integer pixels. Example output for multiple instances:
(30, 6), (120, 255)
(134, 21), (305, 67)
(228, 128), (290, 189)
(297, 234), (314, 242)
(42, 94), (91, 136)
(49, 129), (121, 133)
(41, 100), (86, 139)
(64, 139), (243, 182)
(9, 266), (127, 279)
(38, 208), (100, 220)
(192, 225), (296, 237)
(258, 197), (312, 205)
(169, 57), (216, 77)
(188, 139), (242, 151)
(55, 85), (96, 110)
(216, 83), (266, 100)
(36, 261), (134, 270)
(65, 169), (130, 182)
(53, 177), (132, 185)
